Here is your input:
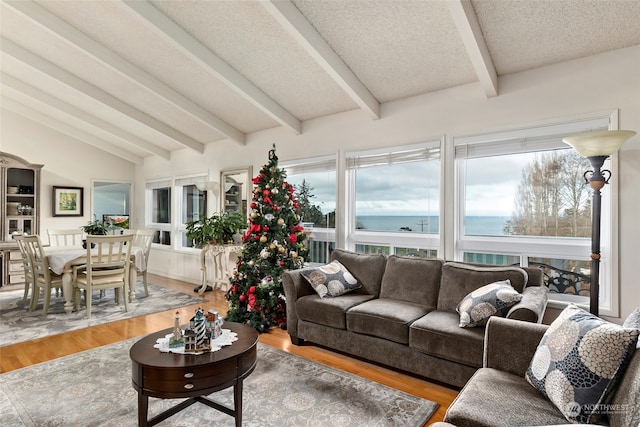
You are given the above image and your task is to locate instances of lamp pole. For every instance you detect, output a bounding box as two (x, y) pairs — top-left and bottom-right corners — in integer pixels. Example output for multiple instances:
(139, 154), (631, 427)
(563, 130), (636, 317)
(584, 156), (609, 317)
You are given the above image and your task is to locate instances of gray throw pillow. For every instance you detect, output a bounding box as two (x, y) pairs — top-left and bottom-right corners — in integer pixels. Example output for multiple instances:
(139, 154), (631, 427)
(456, 279), (522, 328)
(623, 307), (640, 329)
(526, 304), (639, 424)
(300, 260), (361, 298)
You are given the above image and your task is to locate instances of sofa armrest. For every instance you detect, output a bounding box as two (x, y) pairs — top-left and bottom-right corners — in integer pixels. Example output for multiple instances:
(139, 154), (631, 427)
(483, 316), (548, 376)
(281, 269), (314, 339)
(506, 285), (548, 323)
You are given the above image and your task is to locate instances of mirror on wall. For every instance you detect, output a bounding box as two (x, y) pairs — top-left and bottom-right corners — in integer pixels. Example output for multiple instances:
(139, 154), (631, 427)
(220, 167), (252, 218)
(92, 180), (132, 227)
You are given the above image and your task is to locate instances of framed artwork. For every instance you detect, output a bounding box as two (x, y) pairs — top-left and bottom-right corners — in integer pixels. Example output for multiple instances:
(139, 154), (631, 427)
(52, 186), (83, 217)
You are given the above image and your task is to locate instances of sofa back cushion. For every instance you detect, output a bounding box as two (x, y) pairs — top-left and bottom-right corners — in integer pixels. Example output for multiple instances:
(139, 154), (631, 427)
(379, 255), (443, 308)
(437, 262), (529, 312)
(330, 249), (387, 297)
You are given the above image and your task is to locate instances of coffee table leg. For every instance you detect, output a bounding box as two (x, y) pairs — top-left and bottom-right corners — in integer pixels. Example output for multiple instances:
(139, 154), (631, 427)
(138, 392), (149, 427)
(234, 379), (243, 427)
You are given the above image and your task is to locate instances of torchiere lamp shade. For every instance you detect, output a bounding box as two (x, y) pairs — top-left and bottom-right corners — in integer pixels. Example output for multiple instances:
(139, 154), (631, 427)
(563, 130), (636, 157)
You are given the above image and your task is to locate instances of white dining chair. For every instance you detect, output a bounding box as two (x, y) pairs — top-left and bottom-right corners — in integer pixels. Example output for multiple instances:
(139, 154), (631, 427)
(47, 228), (84, 247)
(21, 234), (63, 315)
(73, 234), (132, 319)
(133, 229), (155, 296)
(13, 234), (35, 303)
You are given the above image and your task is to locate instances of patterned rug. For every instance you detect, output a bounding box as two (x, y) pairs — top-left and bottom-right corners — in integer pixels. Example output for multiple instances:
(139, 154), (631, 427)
(0, 284), (205, 347)
(0, 340), (437, 426)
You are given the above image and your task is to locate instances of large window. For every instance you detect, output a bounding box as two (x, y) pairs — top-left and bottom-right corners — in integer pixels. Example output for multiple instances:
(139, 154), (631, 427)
(146, 179), (171, 246)
(454, 116), (614, 312)
(346, 141), (441, 258)
(282, 155), (336, 264)
(176, 175), (209, 249)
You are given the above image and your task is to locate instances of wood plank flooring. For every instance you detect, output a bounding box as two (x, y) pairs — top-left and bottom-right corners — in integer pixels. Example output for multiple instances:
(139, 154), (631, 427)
(0, 274), (458, 425)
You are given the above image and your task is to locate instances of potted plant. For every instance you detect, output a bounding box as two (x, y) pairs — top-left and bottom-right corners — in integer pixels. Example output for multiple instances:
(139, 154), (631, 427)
(80, 216), (111, 248)
(186, 211), (246, 248)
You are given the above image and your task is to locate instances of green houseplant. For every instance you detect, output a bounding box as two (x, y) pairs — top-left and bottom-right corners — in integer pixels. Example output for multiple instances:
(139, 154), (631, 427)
(186, 211), (246, 248)
(80, 216), (111, 248)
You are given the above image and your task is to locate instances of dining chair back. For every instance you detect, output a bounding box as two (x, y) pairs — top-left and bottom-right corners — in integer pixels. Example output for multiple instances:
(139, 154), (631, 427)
(47, 228), (84, 247)
(132, 229), (155, 296)
(73, 234), (133, 319)
(13, 234), (35, 303)
(21, 234), (63, 315)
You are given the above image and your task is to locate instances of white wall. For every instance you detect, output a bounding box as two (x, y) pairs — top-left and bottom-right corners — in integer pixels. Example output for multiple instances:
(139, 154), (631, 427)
(2, 44), (638, 323)
(0, 111), (135, 243)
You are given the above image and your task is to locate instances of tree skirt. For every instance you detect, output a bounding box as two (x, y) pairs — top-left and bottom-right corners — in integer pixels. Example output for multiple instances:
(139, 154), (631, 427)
(0, 340), (437, 426)
(0, 284), (204, 347)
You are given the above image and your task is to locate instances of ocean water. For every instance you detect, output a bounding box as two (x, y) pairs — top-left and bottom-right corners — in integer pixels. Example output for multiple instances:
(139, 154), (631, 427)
(355, 215), (511, 236)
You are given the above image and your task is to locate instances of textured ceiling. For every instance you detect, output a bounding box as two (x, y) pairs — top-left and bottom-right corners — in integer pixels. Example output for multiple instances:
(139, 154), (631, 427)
(1, 0), (639, 164)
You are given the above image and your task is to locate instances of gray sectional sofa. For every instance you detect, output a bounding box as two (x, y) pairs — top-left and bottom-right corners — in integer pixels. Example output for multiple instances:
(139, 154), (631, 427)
(282, 249), (548, 387)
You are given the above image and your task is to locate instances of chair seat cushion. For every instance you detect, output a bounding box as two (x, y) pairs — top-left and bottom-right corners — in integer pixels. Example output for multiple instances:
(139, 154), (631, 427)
(445, 368), (568, 427)
(410, 310), (485, 367)
(296, 294), (375, 330)
(346, 299), (431, 345)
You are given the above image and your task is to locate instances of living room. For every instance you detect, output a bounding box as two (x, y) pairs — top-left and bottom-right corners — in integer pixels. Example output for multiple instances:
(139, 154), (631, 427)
(1, 1), (639, 426)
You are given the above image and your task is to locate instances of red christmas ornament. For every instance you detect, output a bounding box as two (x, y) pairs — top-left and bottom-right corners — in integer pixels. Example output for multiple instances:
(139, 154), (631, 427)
(262, 225), (269, 232)
(239, 294), (246, 302)
(280, 261), (286, 267)
(273, 205), (279, 211)
(250, 202), (257, 209)
(248, 286), (256, 294)
(289, 234), (298, 243)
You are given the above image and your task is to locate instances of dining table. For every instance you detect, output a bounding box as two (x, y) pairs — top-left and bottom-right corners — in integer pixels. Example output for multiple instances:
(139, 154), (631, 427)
(44, 245), (146, 315)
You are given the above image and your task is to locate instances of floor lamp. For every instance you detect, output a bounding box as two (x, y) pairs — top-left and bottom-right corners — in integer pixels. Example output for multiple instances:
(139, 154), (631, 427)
(562, 130), (636, 316)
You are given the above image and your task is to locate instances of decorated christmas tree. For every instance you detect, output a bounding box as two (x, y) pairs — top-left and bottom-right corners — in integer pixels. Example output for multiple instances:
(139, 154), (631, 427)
(225, 145), (308, 332)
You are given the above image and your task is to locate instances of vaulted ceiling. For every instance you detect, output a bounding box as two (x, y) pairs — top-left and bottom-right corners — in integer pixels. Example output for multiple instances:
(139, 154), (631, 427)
(2, 0), (639, 164)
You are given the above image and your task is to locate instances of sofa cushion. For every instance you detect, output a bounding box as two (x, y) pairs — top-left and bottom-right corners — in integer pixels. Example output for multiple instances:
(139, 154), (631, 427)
(437, 262), (529, 312)
(445, 368), (569, 427)
(300, 260), (361, 298)
(296, 294), (375, 330)
(379, 255), (442, 307)
(623, 306), (640, 328)
(346, 299), (431, 344)
(330, 249), (387, 297)
(456, 279), (523, 328)
(525, 304), (640, 424)
(609, 347), (640, 427)
(410, 310), (485, 368)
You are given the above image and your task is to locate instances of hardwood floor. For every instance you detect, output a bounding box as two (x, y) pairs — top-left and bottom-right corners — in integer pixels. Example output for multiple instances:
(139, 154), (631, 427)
(0, 273), (458, 425)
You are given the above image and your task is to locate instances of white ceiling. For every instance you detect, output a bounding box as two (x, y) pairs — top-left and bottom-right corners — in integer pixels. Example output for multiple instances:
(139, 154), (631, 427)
(1, 0), (639, 164)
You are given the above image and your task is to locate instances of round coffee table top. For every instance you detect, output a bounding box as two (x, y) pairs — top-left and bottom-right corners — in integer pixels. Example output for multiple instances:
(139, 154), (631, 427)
(130, 321), (259, 369)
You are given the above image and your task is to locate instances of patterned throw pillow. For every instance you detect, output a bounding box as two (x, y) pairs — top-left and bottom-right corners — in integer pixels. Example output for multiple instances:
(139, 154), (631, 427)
(456, 279), (522, 328)
(525, 304), (639, 424)
(623, 307), (640, 329)
(300, 260), (361, 298)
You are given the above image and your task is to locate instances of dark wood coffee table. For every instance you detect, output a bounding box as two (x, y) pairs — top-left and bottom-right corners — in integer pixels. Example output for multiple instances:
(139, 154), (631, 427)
(130, 321), (259, 427)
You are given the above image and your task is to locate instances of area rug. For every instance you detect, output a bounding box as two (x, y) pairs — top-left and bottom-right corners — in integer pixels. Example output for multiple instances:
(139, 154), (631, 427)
(0, 284), (204, 347)
(0, 340), (437, 426)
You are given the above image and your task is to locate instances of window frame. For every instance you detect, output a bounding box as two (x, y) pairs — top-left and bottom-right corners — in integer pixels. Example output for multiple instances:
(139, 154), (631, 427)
(451, 111), (621, 316)
(345, 139), (442, 257)
(145, 178), (172, 250)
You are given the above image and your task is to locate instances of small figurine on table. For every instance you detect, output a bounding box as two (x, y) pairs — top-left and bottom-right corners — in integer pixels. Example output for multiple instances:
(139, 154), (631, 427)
(169, 310), (184, 348)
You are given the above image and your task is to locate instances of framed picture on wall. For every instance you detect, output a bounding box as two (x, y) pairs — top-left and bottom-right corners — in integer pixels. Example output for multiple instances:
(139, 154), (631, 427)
(52, 186), (83, 217)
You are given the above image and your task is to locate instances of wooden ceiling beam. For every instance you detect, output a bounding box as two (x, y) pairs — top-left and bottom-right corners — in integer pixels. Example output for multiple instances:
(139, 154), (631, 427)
(0, 38), (205, 153)
(4, 0), (245, 146)
(262, 0), (380, 120)
(446, 0), (498, 98)
(1, 97), (143, 165)
(121, 0), (302, 135)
